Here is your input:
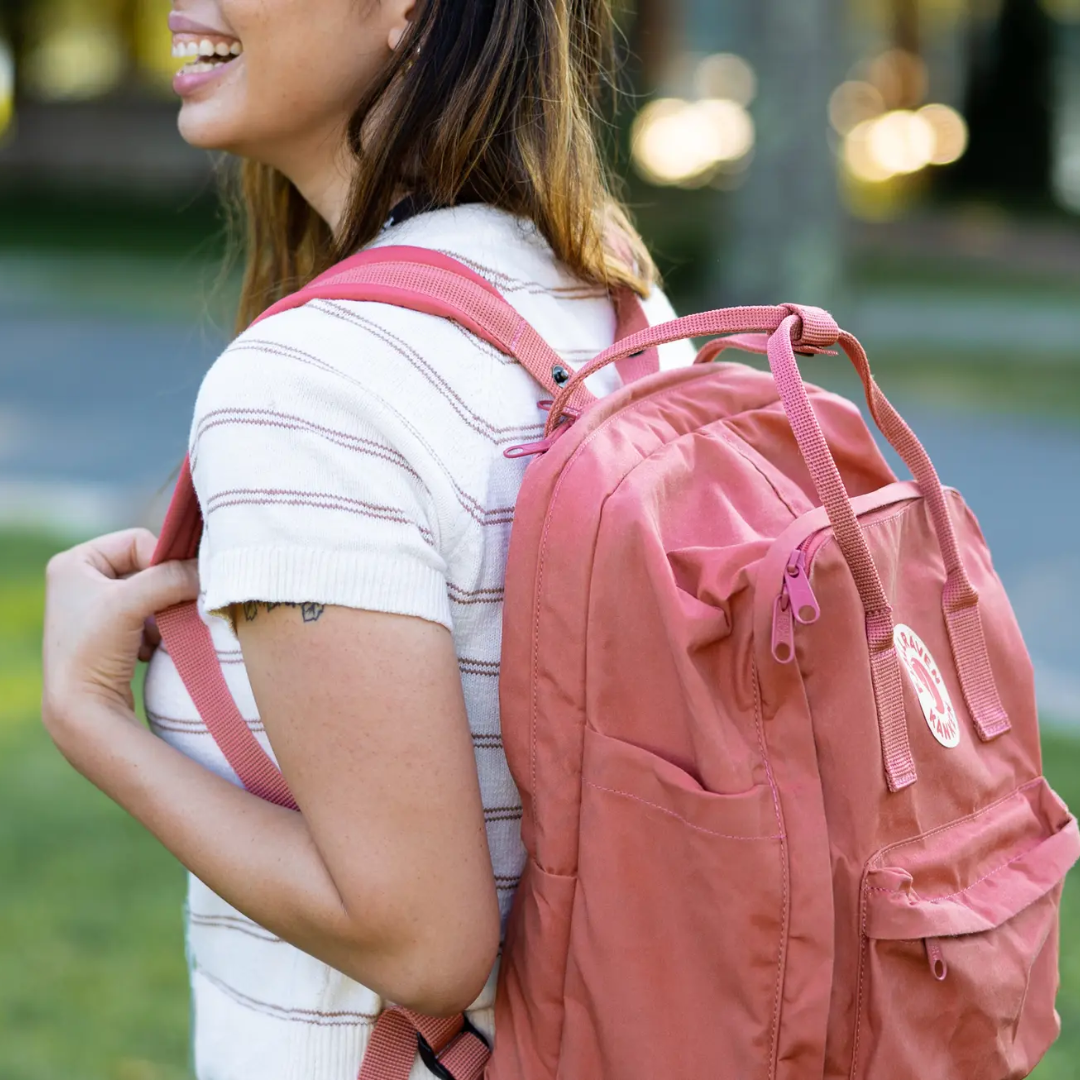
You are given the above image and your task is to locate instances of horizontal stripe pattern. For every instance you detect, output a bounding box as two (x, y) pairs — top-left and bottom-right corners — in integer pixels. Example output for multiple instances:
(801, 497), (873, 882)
(145, 204), (692, 1080)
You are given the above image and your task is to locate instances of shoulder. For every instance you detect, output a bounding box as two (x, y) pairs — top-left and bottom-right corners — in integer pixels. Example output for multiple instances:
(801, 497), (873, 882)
(376, 204), (608, 299)
(191, 287), (505, 473)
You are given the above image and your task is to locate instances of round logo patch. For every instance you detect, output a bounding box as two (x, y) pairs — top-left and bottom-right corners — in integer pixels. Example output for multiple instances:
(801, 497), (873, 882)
(894, 624), (961, 748)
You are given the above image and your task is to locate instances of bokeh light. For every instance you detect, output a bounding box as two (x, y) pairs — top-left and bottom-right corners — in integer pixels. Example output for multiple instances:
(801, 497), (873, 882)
(863, 49), (929, 110)
(0, 38), (14, 139)
(632, 97), (755, 188)
(829, 81), (887, 135)
(867, 110), (936, 176)
(840, 103), (969, 187)
(918, 104), (969, 165)
(844, 119), (897, 184)
(632, 53), (757, 189)
(25, 15), (125, 101)
(694, 53), (758, 108)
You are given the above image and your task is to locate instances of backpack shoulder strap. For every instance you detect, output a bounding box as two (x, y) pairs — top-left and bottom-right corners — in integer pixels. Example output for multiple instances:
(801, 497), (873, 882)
(151, 245), (655, 801)
(256, 245), (659, 398)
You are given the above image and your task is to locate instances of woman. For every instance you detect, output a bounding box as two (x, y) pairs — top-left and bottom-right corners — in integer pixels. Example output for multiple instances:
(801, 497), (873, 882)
(41, 1), (693, 1076)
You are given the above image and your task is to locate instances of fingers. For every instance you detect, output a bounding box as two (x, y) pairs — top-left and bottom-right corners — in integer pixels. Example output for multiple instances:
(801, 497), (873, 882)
(124, 560), (201, 618)
(79, 529), (161, 580)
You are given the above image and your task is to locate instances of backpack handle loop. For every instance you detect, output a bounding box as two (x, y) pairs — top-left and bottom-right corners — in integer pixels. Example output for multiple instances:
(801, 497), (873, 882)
(544, 304), (829, 434)
(766, 314), (918, 792)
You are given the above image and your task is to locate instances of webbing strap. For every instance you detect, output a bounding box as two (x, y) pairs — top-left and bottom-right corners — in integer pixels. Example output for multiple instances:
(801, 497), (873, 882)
(545, 304), (800, 432)
(611, 288), (661, 384)
(359, 1008), (489, 1080)
(150, 459), (298, 809)
(157, 599), (300, 808)
(254, 246), (596, 414)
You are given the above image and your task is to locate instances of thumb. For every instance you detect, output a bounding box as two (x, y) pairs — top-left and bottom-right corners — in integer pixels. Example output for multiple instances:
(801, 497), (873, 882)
(82, 528), (161, 580)
(122, 560), (201, 618)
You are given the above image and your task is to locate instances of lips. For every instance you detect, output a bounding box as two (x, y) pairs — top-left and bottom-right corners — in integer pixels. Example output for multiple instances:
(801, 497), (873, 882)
(168, 11), (234, 37)
(169, 10), (244, 98)
(172, 39), (243, 97)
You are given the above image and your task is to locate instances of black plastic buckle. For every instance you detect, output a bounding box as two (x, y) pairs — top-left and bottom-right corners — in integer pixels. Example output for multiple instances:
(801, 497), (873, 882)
(416, 1016), (490, 1079)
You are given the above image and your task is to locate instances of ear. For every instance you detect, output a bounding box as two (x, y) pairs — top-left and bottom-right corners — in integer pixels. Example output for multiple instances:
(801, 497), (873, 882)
(387, 0), (418, 51)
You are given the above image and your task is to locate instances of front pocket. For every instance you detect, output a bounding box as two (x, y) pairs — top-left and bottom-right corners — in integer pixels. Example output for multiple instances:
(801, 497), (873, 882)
(854, 779), (1080, 1080)
(558, 727), (785, 1080)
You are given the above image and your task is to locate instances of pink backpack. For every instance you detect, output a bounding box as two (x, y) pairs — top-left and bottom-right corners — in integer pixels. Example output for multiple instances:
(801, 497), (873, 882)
(152, 247), (1079, 1080)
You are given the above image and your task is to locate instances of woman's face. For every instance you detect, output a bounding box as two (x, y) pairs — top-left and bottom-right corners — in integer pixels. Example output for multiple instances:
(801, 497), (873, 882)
(170, 1), (410, 172)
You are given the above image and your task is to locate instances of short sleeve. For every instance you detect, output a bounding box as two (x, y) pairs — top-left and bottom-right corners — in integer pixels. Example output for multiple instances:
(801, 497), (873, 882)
(189, 303), (453, 632)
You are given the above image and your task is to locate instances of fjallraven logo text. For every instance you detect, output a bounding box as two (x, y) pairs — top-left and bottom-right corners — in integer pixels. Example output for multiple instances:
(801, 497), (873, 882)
(894, 624), (960, 748)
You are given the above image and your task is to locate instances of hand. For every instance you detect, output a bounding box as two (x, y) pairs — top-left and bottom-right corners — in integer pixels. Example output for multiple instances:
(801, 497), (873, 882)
(42, 529), (199, 742)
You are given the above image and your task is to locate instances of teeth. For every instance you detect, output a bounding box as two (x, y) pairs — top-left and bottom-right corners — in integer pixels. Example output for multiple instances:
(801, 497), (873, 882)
(172, 38), (243, 64)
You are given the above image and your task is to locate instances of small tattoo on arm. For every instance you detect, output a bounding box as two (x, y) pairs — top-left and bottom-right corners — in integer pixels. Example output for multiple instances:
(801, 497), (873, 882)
(242, 601), (326, 624)
(300, 603), (326, 623)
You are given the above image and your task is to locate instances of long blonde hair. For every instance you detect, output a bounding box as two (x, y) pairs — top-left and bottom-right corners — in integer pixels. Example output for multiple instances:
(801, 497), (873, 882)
(228, 0), (656, 331)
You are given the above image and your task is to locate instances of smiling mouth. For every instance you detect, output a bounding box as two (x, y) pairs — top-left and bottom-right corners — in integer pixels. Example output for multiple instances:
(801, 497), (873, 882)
(172, 34), (243, 75)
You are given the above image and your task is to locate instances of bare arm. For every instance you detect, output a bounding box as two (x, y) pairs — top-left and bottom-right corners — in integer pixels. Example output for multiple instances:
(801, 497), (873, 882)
(42, 530), (500, 1016)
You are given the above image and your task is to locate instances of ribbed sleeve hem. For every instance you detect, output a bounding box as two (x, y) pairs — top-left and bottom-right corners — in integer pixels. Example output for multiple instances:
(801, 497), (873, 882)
(202, 546), (453, 632)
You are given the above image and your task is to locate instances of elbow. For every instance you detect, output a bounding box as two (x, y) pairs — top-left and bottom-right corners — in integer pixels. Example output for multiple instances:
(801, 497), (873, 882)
(392, 944), (499, 1018)
(340, 903), (501, 1017)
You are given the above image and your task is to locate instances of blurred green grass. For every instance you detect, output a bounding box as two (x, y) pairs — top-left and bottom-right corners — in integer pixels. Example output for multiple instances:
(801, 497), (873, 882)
(1, 532), (190, 1080)
(2, 528), (1080, 1079)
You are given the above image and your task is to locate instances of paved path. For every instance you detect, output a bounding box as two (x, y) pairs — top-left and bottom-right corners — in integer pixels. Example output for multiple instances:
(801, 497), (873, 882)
(1, 303), (1077, 726)
(0, 312), (223, 530)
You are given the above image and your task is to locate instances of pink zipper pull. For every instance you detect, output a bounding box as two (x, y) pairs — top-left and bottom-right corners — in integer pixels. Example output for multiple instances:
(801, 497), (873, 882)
(504, 437), (558, 459)
(784, 550), (821, 625)
(772, 593), (795, 664)
(771, 547), (821, 664)
(505, 404), (583, 459)
(924, 938), (948, 981)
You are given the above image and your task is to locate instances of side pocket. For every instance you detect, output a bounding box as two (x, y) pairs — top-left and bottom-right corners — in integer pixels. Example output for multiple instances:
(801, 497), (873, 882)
(854, 779), (1080, 1080)
(491, 860), (577, 1080)
(559, 727), (786, 1080)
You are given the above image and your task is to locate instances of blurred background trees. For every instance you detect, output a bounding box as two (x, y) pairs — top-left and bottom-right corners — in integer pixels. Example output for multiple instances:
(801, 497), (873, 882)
(1, 0), (1079, 290)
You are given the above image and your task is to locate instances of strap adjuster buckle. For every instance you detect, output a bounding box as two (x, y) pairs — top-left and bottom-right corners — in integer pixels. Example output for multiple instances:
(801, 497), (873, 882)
(416, 1016), (490, 1079)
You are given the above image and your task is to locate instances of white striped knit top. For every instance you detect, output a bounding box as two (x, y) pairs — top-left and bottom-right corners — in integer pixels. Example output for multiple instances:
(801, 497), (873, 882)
(143, 204), (694, 1080)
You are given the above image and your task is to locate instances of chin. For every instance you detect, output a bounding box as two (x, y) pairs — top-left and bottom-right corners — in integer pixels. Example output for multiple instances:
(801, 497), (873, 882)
(177, 104), (247, 155)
